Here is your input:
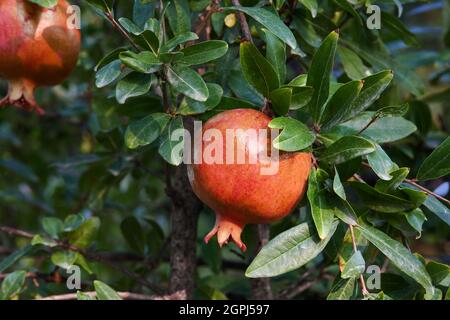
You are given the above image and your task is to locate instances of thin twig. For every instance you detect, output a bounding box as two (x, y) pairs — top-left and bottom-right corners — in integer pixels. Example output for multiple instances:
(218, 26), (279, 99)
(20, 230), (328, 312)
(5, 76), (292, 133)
(37, 290), (186, 301)
(104, 11), (140, 51)
(231, 0), (253, 42)
(406, 179), (450, 206)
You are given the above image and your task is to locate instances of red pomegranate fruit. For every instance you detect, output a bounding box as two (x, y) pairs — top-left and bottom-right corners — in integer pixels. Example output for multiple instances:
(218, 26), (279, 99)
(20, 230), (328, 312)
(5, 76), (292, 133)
(0, 0), (81, 114)
(188, 109), (312, 251)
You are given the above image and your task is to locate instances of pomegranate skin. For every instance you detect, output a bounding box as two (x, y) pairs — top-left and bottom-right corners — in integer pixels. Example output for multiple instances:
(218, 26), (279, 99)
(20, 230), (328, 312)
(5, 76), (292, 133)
(0, 0), (80, 114)
(188, 109), (311, 251)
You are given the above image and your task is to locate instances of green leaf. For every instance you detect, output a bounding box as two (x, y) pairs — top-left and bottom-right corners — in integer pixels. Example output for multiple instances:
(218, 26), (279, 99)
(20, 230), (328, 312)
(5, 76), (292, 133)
(269, 117), (315, 152)
(119, 51), (161, 74)
(158, 116), (185, 166)
(95, 60), (122, 88)
(63, 214), (84, 232)
(0, 245), (32, 273)
(421, 193), (450, 226)
(121, 216), (146, 254)
(320, 136), (375, 164)
(375, 167), (409, 193)
(289, 86), (314, 110)
(337, 46), (371, 80)
(125, 113), (171, 149)
(31, 234), (57, 247)
(329, 112), (417, 144)
(350, 181), (426, 213)
(299, 0), (318, 18)
(262, 28), (287, 84)
(333, 0), (363, 25)
(333, 167), (346, 200)
(160, 32), (199, 52)
(179, 40), (228, 65)
(167, 65), (209, 101)
(94, 280), (123, 300)
(0, 271), (26, 300)
(27, 0), (57, 8)
(307, 31), (339, 122)
(320, 80), (364, 130)
(404, 208), (427, 238)
(374, 103), (409, 118)
(42, 217), (64, 238)
(346, 70), (394, 120)
(269, 87), (292, 116)
(358, 223), (434, 297)
(417, 136), (450, 181)
(381, 12), (419, 47)
(51, 251), (77, 269)
(327, 277), (355, 300)
(341, 251), (365, 279)
(67, 217), (100, 249)
(77, 291), (96, 300)
(166, 0), (191, 36)
(240, 41), (279, 98)
(178, 84), (223, 115)
(228, 6), (302, 54)
(307, 169), (336, 239)
(426, 261), (450, 286)
(333, 198), (358, 225)
(245, 220), (338, 278)
(116, 73), (153, 104)
(366, 143), (398, 180)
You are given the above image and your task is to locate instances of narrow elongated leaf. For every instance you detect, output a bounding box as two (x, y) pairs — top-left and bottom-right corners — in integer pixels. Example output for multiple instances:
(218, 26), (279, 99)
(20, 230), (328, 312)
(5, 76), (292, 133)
(333, 168), (346, 200)
(417, 136), (450, 181)
(160, 32), (199, 52)
(179, 40), (228, 65)
(167, 65), (209, 101)
(308, 169), (336, 239)
(320, 136), (375, 164)
(240, 41), (279, 97)
(0, 245), (32, 273)
(366, 144), (398, 180)
(358, 223), (434, 297)
(289, 86), (314, 110)
(307, 31), (339, 122)
(228, 6), (301, 54)
(269, 117), (315, 152)
(346, 70), (394, 120)
(320, 80), (363, 130)
(338, 46), (371, 80)
(0, 271), (26, 300)
(269, 87), (292, 115)
(245, 220), (338, 278)
(327, 277), (355, 300)
(262, 28), (286, 84)
(341, 251), (365, 279)
(375, 167), (409, 193)
(119, 51), (161, 74)
(421, 193), (450, 226)
(96, 60), (122, 88)
(178, 84), (223, 115)
(381, 12), (418, 46)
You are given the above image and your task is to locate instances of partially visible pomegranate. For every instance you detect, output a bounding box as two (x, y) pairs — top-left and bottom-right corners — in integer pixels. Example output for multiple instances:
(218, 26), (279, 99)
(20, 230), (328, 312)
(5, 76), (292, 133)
(0, 0), (80, 114)
(188, 109), (311, 251)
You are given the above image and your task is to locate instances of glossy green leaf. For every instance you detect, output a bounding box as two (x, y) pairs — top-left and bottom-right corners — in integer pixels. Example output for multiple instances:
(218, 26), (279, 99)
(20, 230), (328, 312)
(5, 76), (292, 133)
(28, 0), (57, 8)
(119, 51), (161, 74)
(269, 117), (315, 152)
(245, 220), (338, 278)
(417, 136), (450, 181)
(333, 167), (346, 200)
(320, 80), (363, 130)
(269, 87), (292, 116)
(299, 0), (318, 18)
(178, 84), (223, 115)
(289, 86), (314, 110)
(421, 193), (450, 226)
(327, 277), (355, 300)
(179, 40), (228, 65)
(0, 271), (26, 300)
(404, 208), (427, 238)
(337, 46), (371, 80)
(375, 167), (410, 193)
(67, 217), (100, 249)
(381, 12), (419, 46)
(358, 223), (434, 297)
(160, 32), (199, 52)
(341, 251), (365, 279)
(96, 60), (122, 88)
(167, 65), (209, 101)
(307, 169), (336, 239)
(319, 136), (375, 164)
(366, 143), (398, 180)
(125, 113), (171, 149)
(240, 41), (279, 97)
(262, 28), (286, 84)
(307, 31), (339, 122)
(116, 73), (153, 104)
(0, 245), (32, 273)
(42, 217), (64, 238)
(158, 116), (185, 166)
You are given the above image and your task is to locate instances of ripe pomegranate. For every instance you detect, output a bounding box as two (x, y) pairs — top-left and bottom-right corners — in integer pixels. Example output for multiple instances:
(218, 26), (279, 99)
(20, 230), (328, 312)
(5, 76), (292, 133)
(0, 0), (80, 114)
(188, 109), (311, 251)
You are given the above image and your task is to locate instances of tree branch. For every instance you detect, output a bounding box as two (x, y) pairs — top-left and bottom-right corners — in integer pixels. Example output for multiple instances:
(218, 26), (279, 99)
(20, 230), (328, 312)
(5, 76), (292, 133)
(250, 224), (273, 299)
(231, 0), (253, 42)
(37, 290), (186, 301)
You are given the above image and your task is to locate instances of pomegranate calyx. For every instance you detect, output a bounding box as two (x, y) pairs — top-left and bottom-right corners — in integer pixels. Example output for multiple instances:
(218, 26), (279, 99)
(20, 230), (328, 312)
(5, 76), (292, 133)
(0, 79), (44, 115)
(204, 214), (247, 252)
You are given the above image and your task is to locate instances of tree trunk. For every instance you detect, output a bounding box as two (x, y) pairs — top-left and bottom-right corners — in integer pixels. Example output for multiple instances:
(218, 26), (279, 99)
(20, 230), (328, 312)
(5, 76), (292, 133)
(250, 224), (273, 299)
(167, 164), (202, 299)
